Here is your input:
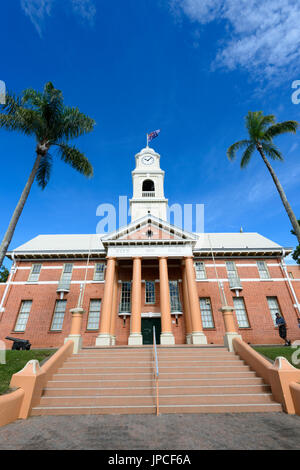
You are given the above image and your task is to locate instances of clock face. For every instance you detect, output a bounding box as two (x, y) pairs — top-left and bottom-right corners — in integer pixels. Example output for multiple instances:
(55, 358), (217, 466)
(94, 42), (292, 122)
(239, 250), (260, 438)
(142, 155), (154, 165)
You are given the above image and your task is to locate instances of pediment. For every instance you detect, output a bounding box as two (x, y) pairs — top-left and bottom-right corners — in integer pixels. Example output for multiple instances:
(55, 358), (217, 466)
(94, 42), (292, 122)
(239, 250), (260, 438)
(101, 215), (197, 243)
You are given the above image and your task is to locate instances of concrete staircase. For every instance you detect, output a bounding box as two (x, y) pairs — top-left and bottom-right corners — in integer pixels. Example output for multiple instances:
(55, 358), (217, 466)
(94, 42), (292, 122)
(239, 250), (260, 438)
(31, 346), (282, 416)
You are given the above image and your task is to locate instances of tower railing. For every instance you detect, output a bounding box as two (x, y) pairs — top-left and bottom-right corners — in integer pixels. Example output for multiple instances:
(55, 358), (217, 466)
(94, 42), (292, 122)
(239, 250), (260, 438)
(142, 191), (155, 197)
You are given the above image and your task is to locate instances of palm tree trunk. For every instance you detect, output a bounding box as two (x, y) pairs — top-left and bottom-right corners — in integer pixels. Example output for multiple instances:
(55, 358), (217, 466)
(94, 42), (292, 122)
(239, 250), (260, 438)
(257, 145), (300, 244)
(0, 151), (43, 267)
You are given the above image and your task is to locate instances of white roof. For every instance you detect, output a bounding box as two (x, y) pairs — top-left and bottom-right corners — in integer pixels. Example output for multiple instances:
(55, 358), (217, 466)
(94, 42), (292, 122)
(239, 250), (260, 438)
(10, 231), (285, 255)
(194, 233), (282, 250)
(12, 234), (105, 253)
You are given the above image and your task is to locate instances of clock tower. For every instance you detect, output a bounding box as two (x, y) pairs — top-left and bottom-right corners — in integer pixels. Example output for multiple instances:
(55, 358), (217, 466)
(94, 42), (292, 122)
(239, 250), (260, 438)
(129, 146), (168, 222)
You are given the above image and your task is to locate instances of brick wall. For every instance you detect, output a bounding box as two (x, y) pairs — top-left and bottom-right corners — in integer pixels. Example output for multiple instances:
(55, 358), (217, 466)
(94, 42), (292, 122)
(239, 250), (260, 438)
(0, 257), (299, 348)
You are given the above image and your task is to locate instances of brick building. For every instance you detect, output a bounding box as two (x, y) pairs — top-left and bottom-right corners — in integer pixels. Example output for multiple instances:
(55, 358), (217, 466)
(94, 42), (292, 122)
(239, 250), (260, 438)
(0, 146), (299, 349)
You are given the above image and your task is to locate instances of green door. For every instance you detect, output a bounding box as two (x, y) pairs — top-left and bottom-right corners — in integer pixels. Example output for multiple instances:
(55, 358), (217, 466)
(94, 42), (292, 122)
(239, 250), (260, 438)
(141, 318), (161, 345)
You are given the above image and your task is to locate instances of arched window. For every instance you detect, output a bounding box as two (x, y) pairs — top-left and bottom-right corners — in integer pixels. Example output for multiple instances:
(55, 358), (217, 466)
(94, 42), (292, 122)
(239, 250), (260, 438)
(142, 180), (155, 192)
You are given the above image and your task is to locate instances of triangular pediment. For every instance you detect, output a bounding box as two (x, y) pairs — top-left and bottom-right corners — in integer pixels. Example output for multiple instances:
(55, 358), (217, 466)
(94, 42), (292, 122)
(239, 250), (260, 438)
(101, 215), (197, 243)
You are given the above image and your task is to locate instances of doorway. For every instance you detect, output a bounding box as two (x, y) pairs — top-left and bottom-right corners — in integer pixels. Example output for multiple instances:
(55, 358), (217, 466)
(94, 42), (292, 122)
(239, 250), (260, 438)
(141, 318), (161, 345)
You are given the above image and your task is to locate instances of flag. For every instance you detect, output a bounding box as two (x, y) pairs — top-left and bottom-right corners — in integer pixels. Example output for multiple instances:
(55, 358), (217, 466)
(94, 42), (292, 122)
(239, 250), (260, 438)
(147, 129), (161, 142)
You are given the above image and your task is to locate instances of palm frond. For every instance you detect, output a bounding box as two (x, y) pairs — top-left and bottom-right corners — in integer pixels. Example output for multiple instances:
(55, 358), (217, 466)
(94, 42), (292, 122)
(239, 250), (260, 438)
(22, 88), (43, 108)
(226, 140), (250, 161)
(264, 121), (299, 140)
(57, 106), (96, 140)
(245, 111), (264, 141)
(240, 143), (255, 168)
(57, 143), (93, 177)
(36, 153), (52, 189)
(261, 142), (283, 161)
(1, 92), (22, 114)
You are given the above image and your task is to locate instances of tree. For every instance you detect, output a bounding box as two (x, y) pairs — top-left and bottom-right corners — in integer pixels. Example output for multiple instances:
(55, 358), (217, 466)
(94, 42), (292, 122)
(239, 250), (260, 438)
(291, 220), (300, 264)
(0, 265), (9, 283)
(0, 82), (95, 267)
(227, 111), (300, 244)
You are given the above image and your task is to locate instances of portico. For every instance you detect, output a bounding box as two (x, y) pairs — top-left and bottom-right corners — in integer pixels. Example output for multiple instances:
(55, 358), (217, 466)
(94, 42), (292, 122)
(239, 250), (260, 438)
(96, 241), (208, 346)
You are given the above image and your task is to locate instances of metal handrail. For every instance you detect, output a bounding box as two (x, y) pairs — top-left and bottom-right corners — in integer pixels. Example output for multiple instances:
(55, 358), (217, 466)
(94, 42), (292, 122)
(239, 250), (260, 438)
(153, 326), (159, 416)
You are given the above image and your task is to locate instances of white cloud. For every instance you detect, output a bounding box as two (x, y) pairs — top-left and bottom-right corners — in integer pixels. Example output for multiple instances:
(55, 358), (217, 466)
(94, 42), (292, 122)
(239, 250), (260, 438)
(20, 0), (53, 37)
(170, 0), (300, 83)
(21, 0), (96, 35)
(71, 0), (96, 26)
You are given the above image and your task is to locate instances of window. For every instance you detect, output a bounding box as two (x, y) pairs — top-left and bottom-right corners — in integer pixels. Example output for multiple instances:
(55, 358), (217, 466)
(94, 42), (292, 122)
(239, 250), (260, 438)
(58, 264), (73, 290)
(119, 282), (131, 313)
(15, 300), (32, 332)
(233, 297), (250, 328)
(199, 298), (214, 328)
(28, 264), (42, 282)
(226, 261), (241, 289)
(145, 281), (155, 304)
(51, 300), (67, 331)
(169, 281), (182, 312)
(267, 297), (282, 326)
(142, 179), (155, 192)
(195, 262), (206, 280)
(87, 299), (101, 330)
(94, 263), (105, 281)
(257, 261), (270, 279)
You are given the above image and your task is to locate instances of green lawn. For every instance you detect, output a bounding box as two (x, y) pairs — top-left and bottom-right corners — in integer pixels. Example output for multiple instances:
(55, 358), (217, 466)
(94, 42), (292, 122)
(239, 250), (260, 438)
(253, 346), (300, 369)
(0, 349), (56, 395)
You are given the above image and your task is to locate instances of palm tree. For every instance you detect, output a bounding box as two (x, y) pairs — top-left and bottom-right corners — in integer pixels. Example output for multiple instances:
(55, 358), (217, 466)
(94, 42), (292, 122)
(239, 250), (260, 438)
(291, 220), (300, 264)
(0, 82), (95, 267)
(227, 111), (300, 243)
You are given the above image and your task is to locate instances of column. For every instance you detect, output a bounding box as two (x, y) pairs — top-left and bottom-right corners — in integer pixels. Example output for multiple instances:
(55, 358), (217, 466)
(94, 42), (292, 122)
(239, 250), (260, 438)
(96, 257), (116, 346)
(64, 307), (84, 354)
(128, 257), (143, 345)
(181, 263), (192, 344)
(220, 305), (241, 352)
(184, 257), (207, 345)
(110, 266), (119, 346)
(159, 257), (175, 345)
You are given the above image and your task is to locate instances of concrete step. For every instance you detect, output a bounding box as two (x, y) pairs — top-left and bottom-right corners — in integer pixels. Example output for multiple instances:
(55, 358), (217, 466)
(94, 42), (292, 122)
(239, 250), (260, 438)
(31, 345), (283, 416)
(43, 384), (271, 397)
(65, 357), (242, 364)
(56, 365), (251, 374)
(38, 392), (276, 407)
(51, 370), (258, 381)
(31, 402), (282, 416)
(47, 376), (266, 388)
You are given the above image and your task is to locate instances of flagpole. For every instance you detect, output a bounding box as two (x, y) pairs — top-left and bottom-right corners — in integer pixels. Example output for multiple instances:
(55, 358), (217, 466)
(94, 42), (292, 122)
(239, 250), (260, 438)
(146, 133), (149, 147)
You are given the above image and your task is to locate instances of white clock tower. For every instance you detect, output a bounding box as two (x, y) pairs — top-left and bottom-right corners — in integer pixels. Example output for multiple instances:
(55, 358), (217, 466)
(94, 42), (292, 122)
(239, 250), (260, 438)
(129, 146), (168, 222)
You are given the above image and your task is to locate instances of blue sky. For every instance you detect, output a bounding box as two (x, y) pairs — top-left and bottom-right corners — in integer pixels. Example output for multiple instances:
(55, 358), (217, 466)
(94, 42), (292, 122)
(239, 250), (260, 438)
(0, 0), (299, 265)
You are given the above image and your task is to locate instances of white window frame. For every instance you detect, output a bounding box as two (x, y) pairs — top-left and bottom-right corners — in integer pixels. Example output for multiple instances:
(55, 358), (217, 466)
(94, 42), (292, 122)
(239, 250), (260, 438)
(28, 264), (42, 282)
(257, 261), (270, 279)
(194, 261), (207, 280)
(199, 298), (214, 328)
(226, 261), (241, 288)
(145, 281), (156, 304)
(15, 300), (32, 332)
(267, 296), (282, 326)
(169, 281), (182, 313)
(119, 282), (131, 314)
(58, 263), (73, 290)
(94, 263), (105, 281)
(51, 300), (67, 331)
(87, 299), (101, 330)
(233, 297), (250, 328)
